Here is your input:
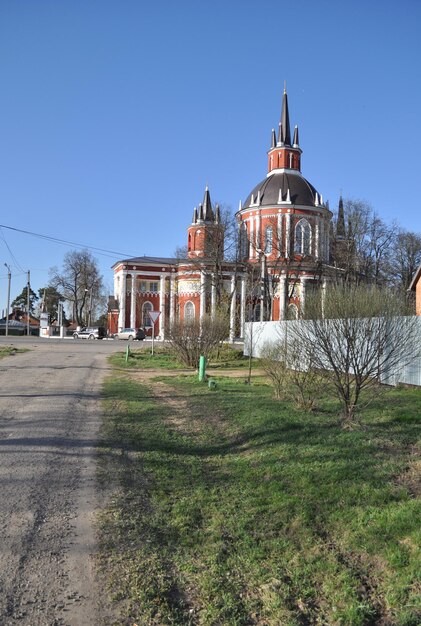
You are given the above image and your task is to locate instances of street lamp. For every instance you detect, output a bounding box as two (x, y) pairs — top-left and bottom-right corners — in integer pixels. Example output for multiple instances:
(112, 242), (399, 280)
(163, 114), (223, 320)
(85, 288), (93, 326)
(4, 263), (11, 337)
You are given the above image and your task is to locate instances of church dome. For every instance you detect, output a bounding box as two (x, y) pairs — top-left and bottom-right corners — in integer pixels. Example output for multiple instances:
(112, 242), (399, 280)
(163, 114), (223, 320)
(243, 170), (320, 209)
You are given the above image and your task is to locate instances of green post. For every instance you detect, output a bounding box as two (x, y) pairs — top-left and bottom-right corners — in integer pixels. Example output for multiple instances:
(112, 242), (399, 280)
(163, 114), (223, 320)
(198, 355), (206, 382)
(125, 344), (130, 363)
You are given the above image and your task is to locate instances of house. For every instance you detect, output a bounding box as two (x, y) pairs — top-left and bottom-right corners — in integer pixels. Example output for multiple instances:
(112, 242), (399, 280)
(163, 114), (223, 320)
(111, 89), (339, 339)
(0, 309), (40, 336)
(409, 263), (421, 315)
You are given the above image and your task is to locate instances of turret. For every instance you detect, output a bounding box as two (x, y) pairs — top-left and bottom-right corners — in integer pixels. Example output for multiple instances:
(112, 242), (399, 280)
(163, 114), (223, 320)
(267, 86), (302, 174)
(187, 187), (224, 258)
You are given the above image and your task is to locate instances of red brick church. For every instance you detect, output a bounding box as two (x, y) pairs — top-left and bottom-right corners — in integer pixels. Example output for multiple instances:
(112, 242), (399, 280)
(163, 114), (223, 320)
(109, 89), (335, 339)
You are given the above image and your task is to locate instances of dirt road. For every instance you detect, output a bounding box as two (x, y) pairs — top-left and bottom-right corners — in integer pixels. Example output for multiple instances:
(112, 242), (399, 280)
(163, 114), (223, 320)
(0, 337), (123, 626)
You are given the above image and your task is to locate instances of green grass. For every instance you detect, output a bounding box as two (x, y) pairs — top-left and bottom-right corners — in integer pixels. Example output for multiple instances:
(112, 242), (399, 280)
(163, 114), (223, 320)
(108, 344), (250, 371)
(98, 369), (421, 626)
(0, 346), (28, 358)
(108, 345), (186, 369)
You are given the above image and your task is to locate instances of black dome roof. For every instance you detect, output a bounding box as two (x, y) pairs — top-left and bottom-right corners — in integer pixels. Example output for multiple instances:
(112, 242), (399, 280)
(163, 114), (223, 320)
(243, 171), (320, 209)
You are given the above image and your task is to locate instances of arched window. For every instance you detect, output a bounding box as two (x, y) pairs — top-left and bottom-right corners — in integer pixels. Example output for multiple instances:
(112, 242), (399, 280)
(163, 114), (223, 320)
(184, 301), (195, 321)
(294, 219), (311, 256)
(142, 301), (153, 327)
(253, 303), (261, 321)
(240, 223), (248, 259)
(265, 226), (273, 254)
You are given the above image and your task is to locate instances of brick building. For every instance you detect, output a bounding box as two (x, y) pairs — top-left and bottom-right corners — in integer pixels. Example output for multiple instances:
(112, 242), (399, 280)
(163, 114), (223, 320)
(110, 89), (336, 339)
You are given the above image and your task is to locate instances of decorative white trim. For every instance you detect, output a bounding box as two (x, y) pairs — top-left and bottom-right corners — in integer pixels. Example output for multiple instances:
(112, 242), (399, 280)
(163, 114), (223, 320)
(266, 167), (301, 177)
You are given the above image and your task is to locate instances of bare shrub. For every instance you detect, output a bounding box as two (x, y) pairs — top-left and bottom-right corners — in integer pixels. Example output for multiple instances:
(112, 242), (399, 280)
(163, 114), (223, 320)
(292, 284), (421, 426)
(260, 342), (288, 400)
(166, 315), (229, 368)
(261, 339), (324, 409)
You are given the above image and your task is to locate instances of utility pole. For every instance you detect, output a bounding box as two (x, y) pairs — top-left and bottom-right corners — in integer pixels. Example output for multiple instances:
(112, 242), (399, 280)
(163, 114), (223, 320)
(27, 270), (30, 336)
(4, 263), (11, 337)
(89, 288), (93, 326)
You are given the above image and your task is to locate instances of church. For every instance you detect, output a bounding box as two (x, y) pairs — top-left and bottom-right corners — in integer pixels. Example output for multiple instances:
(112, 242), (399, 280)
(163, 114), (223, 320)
(109, 89), (335, 340)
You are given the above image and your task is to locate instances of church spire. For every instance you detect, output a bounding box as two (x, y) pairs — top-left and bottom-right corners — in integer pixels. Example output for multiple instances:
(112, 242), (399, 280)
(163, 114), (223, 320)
(280, 86), (291, 146)
(336, 196), (346, 238)
(267, 86), (302, 174)
(202, 186), (214, 221)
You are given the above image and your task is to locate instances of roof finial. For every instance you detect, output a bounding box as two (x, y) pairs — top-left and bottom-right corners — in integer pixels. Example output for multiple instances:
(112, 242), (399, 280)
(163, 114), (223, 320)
(284, 80), (287, 94)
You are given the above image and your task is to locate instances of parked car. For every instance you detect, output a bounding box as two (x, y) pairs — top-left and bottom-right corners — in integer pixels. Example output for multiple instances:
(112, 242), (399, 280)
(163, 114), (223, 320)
(73, 326), (106, 340)
(113, 327), (145, 341)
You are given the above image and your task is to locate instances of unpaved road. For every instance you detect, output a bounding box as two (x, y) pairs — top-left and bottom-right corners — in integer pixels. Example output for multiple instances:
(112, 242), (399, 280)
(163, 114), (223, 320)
(0, 337), (126, 625)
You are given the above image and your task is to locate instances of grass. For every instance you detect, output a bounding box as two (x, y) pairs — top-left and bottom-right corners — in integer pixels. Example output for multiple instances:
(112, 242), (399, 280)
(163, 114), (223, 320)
(98, 362), (421, 625)
(0, 346), (28, 358)
(108, 344), (249, 371)
(108, 345), (186, 369)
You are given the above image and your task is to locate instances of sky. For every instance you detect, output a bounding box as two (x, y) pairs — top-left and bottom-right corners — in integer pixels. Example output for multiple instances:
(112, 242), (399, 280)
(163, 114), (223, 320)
(0, 0), (420, 308)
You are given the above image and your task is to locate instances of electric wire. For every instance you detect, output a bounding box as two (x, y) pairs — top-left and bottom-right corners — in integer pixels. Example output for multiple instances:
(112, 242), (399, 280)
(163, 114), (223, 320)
(0, 223), (137, 260)
(0, 227), (25, 272)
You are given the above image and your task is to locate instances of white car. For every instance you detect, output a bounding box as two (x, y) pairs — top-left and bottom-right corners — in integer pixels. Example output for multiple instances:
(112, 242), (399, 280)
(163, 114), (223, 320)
(113, 328), (145, 341)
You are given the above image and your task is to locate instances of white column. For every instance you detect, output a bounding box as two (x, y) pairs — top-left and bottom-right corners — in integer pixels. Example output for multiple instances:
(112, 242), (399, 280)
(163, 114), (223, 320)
(118, 271), (127, 330)
(300, 277), (307, 316)
(159, 274), (166, 338)
(211, 275), (216, 320)
(277, 213), (283, 257)
(260, 255), (265, 322)
(279, 275), (286, 320)
(249, 218), (254, 258)
(229, 275), (236, 342)
(240, 274), (246, 338)
(315, 219), (320, 260)
(200, 270), (206, 321)
(255, 215), (260, 255)
(169, 274), (176, 327)
(285, 213), (290, 258)
(130, 274), (137, 328)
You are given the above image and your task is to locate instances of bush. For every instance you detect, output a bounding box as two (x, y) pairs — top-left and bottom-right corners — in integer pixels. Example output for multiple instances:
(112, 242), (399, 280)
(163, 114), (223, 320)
(166, 315), (229, 368)
(261, 339), (324, 410)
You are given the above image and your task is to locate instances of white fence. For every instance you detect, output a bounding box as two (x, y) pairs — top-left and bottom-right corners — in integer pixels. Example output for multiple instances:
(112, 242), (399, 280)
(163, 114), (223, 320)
(244, 317), (421, 387)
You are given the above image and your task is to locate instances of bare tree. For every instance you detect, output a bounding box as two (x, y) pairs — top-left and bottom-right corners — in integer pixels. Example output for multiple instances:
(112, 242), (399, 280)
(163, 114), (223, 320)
(333, 199), (395, 285)
(289, 284), (420, 427)
(387, 229), (421, 293)
(166, 315), (229, 368)
(49, 249), (104, 326)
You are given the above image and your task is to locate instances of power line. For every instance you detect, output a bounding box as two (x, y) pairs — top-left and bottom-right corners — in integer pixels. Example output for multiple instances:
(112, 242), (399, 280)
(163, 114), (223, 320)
(0, 227), (25, 272)
(0, 223), (137, 260)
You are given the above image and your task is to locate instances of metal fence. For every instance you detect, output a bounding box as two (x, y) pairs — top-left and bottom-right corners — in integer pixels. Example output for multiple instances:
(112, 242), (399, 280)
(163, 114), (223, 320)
(244, 317), (421, 387)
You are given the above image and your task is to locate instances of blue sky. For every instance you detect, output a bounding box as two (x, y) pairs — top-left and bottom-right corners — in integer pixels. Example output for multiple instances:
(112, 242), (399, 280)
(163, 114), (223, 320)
(1, 0), (420, 305)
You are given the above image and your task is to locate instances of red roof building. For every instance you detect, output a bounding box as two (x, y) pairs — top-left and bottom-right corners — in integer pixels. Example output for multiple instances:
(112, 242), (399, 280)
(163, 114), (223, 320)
(111, 89), (337, 339)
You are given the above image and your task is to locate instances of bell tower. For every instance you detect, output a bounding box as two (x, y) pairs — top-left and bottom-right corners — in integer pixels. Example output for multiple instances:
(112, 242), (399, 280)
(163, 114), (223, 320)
(267, 86), (302, 174)
(187, 187), (224, 258)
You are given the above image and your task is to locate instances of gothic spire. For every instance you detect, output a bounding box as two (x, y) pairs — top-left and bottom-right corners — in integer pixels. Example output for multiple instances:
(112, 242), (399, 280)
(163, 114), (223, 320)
(202, 186), (214, 221)
(336, 196), (346, 238)
(271, 128), (276, 149)
(280, 86), (291, 146)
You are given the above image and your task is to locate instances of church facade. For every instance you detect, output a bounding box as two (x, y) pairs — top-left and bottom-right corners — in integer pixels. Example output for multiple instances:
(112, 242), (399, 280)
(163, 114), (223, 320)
(110, 89), (335, 339)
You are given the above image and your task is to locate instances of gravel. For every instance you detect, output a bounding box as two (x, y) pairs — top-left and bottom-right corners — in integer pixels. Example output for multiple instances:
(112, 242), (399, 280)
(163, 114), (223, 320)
(0, 338), (124, 625)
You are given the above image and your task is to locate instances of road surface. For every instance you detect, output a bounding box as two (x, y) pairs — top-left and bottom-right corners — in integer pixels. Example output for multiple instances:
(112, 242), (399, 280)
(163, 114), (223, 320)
(0, 337), (128, 625)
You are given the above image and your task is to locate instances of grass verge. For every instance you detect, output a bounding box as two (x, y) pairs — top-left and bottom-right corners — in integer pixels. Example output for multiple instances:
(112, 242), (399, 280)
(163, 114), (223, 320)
(98, 365), (421, 625)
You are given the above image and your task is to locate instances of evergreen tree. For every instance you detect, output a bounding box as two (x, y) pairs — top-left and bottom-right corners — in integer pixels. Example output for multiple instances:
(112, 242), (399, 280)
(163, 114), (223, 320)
(11, 286), (38, 314)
